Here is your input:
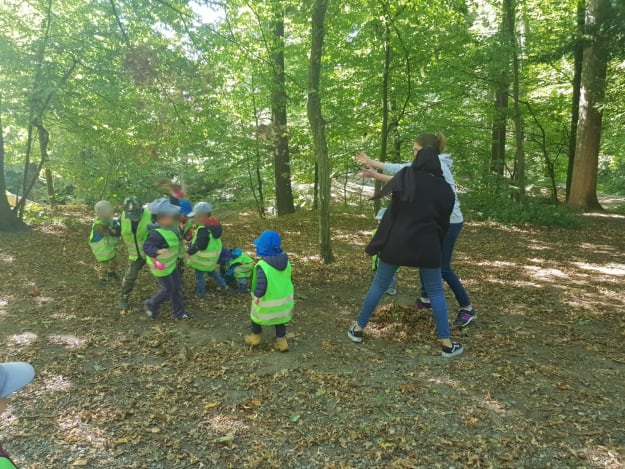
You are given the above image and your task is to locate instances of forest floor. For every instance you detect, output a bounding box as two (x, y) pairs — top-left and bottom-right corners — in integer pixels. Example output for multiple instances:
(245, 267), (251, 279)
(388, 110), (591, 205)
(1, 207), (624, 469)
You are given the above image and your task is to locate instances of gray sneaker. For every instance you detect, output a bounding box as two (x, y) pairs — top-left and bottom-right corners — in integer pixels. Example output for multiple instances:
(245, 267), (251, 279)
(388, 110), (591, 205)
(117, 300), (130, 310)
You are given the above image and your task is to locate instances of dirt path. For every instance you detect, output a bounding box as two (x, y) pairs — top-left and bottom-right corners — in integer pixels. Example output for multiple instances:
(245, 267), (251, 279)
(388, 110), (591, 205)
(1, 210), (624, 468)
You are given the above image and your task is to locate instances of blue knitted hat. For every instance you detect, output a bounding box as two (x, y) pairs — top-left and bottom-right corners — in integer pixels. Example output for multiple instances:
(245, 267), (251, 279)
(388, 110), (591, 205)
(253, 230), (283, 256)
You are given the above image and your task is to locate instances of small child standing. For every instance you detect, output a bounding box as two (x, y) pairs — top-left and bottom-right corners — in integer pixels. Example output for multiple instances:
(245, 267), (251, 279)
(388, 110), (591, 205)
(372, 208), (397, 296)
(89, 200), (120, 285)
(186, 202), (228, 297)
(245, 230), (294, 352)
(219, 248), (254, 294)
(177, 199), (194, 275)
(143, 198), (191, 320)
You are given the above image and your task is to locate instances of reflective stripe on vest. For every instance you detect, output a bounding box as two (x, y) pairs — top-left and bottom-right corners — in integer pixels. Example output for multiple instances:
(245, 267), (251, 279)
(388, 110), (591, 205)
(146, 228), (180, 277)
(89, 219), (118, 262)
(187, 227), (222, 272)
(121, 209), (151, 261)
(250, 260), (294, 326)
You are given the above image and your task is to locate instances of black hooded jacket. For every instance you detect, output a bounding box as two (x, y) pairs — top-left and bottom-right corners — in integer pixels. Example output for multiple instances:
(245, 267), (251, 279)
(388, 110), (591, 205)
(366, 148), (454, 268)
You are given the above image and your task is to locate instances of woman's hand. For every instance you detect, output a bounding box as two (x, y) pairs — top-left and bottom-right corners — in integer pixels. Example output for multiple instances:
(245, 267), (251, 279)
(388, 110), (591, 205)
(360, 167), (380, 180)
(355, 151), (371, 166)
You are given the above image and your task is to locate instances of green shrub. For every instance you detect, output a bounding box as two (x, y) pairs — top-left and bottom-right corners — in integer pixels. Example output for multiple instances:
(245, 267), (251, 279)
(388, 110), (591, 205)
(461, 191), (584, 228)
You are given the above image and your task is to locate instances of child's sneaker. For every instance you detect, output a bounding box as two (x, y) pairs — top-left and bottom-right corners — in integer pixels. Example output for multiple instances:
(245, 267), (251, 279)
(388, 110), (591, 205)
(117, 300), (130, 310)
(108, 272), (120, 281)
(144, 301), (158, 320)
(274, 338), (289, 352)
(414, 298), (432, 309)
(173, 312), (192, 320)
(99, 278), (111, 286)
(194, 292), (205, 299)
(347, 324), (363, 343)
(441, 342), (464, 358)
(386, 286), (397, 296)
(453, 309), (475, 327)
(245, 333), (262, 346)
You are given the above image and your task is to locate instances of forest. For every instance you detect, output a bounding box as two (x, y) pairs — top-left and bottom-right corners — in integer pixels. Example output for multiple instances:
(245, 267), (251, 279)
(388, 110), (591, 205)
(1, 0), (625, 467)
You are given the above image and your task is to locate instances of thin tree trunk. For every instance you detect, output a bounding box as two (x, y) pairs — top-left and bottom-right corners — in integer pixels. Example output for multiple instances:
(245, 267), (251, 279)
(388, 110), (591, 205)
(313, 162), (319, 210)
(44, 168), (55, 204)
(270, 3), (295, 216)
(374, 14), (391, 213)
(490, 0), (514, 177)
(568, 0), (611, 211)
(566, 0), (585, 201)
(307, 0), (334, 263)
(510, 0), (525, 199)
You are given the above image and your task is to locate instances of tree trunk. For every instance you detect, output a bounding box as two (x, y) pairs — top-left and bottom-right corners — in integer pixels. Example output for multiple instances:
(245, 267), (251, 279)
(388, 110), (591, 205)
(0, 101), (27, 231)
(568, 0), (611, 211)
(45, 167), (55, 204)
(313, 162), (319, 210)
(490, 0), (515, 176)
(374, 14), (391, 213)
(307, 0), (334, 264)
(270, 3), (295, 216)
(566, 0), (585, 201)
(510, 0), (525, 199)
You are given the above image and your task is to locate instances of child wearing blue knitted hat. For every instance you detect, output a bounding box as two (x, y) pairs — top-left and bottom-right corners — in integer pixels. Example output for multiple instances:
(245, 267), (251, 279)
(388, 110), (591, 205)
(245, 230), (294, 352)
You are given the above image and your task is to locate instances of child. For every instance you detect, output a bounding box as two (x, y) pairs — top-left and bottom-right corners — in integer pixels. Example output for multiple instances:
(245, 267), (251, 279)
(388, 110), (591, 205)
(245, 230), (294, 352)
(372, 208), (397, 296)
(186, 202), (228, 297)
(220, 247), (254, 294)
(0, 362), (35, 469)
(143, 198), (191, 320)
(118, 196), (151, 310)
(89, 200), (120, 285)
(177, 199), (194, 274)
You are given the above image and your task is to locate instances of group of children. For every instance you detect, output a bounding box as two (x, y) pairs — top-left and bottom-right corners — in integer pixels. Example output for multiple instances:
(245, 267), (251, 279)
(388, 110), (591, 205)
(89, 196), (295, 352)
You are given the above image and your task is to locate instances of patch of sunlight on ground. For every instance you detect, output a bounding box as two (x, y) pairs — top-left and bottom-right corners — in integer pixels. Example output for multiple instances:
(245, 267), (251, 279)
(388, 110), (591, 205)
(203, 414), (248, 435)
(576, 445), (622, 469)
(474, 260), (517, 268)
(527, 241), (554, 251)
(34, 296), (54, 306)
(0, 253), (15, 263)
(50, 312), (78, 320)
(572, 262), (625, 276)
(524, 265), (568, 281)
(288, 253), (320, 263)
(57, 410), (108, 449)
(583, 212), (625, 220)
(5, 332), (38, 347)
(32, 373), (73, 396)
(485, 277), (543, 288)
(579, 242), (617, 254)
(481, 394), (509, 415)
(0, 297), (9, 318)
(48, 334), (88, 349)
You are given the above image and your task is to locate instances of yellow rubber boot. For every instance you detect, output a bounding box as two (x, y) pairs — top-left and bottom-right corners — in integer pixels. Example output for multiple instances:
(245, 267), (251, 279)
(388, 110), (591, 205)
(274, 338), (289, 352)
(245, 333), (262, 346)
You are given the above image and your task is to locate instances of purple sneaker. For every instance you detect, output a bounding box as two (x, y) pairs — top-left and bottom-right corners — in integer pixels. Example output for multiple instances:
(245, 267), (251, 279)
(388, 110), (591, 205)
(453, 309), (475, 327)
(414, 299), (432, 310)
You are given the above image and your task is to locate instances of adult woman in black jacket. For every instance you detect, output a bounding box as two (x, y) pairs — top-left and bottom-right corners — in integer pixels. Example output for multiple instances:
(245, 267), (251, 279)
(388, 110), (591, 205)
(348, 135), (464, 357)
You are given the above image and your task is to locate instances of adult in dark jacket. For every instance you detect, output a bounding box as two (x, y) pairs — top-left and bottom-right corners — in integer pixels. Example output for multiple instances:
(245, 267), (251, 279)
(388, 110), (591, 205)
(348, 135), (464, 358)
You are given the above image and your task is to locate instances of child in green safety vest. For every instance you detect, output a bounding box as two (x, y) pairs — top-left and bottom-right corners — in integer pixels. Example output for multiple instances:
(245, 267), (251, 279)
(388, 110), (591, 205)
(245, 230), (294, 352)
(118, 196), (151, 310)
(143, 198), (191, 320)
(219, 247), (254, 294)
(89, 200), (121, 285)
(176, 199), (194, 277)
(0, 362), (35, 469)
(372, 208), (397, 296)
(186, 202), (228, 297)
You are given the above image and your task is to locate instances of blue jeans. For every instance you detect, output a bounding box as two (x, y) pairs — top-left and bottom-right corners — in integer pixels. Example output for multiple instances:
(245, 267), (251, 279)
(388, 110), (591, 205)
(357, 260), (451, 339)
(420, 222), (471, 308)
(194, 269), (227, 294)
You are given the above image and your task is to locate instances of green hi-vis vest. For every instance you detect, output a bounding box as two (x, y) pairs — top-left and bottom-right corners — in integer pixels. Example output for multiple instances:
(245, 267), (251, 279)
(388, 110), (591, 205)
(0, 447), (17, 469)
(187, 226), (222, 272)
(89, 219), (118, 262)
(250, 260), (294, 326)
(120, 209), (151, 261)
(227, 253), (254, 279)
(146, 228), (180, 277)
(371, 228), (379, 271)
(178, 219), (193, 259)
